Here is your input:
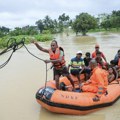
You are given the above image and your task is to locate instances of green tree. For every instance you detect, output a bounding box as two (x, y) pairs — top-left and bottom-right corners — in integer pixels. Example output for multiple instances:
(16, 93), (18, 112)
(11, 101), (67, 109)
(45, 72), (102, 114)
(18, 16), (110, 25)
(36, 19), (44, 33)
(0, 31), (4, 37)
(43, 15), (55, 33)
(72, 13), (97, 35)
(111, 10), (120, 30)
(9, 27), (23, 36)
(52, 19), (59, 33)
(100, 14), (112, 30)
(21, 25), (38, 35)
(0, 26), (10, 37)
(58, 13), (70, 32)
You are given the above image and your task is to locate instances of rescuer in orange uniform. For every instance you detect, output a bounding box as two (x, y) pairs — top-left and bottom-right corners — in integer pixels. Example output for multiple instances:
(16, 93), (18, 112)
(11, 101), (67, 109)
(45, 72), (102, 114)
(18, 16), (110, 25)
(81, 59), (108, 101)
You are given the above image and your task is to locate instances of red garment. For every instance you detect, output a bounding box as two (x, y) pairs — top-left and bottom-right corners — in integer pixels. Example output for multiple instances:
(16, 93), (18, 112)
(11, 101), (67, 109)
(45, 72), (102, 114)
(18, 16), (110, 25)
(82, 67), (108, 97)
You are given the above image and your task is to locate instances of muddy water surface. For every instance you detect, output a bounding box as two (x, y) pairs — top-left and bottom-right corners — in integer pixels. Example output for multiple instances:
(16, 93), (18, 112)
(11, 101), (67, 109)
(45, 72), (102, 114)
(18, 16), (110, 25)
(0, 32), (120, 120)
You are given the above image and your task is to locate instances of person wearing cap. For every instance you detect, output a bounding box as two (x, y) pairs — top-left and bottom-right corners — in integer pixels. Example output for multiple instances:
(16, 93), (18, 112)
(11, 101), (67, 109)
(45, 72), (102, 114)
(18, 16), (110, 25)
(92, 44), (107, 63)
(68, 50), (85, 84)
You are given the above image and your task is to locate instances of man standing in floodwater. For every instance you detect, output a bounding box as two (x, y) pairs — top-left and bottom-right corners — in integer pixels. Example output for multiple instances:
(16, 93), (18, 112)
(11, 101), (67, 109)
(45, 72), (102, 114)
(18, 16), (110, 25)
(31, 40), (75, 90)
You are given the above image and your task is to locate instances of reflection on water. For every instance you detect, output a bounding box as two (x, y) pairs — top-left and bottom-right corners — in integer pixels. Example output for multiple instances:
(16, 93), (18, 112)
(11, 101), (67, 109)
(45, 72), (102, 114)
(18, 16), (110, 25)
(0, 32), (120, 120)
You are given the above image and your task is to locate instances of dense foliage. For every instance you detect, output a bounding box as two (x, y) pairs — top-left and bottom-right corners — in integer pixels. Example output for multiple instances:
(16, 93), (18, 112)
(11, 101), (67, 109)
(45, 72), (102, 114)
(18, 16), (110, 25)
(72, 13), (97, 35)
(0, 10), (120, 48)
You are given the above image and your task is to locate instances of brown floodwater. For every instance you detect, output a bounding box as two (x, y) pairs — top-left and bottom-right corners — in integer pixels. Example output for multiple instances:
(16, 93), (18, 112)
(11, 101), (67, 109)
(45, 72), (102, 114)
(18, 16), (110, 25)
(0, 32), (120, 120)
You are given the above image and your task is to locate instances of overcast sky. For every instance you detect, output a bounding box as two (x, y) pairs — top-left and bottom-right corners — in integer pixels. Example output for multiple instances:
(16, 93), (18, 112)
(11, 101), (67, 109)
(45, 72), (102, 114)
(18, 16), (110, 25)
(0, 0), (120, 28)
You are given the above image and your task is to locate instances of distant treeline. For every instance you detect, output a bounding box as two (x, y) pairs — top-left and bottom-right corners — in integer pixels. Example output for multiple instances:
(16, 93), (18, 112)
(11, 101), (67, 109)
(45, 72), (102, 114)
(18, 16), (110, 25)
(0, 10), (120, 37)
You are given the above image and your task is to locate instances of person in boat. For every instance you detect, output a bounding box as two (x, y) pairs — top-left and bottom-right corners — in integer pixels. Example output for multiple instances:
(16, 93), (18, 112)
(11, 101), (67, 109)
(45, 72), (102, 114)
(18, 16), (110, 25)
(81, 59), (108, 102)
(107, 61), (119, 83)
(84, 52), (92, 79)
(68, 50), (85, 83)
(95, 51), (107, 69)
(108, 67), (116, 83)
(114, 49), (120, 61)
(31, 40), (75, 90)
(114, 50), (120, 77)
(110, 51), (120, 78)
(110, 60), (117, 67)
(84, 52), (92, 67)
(115, 50), (120, 67)
(92, 44), (107, 63)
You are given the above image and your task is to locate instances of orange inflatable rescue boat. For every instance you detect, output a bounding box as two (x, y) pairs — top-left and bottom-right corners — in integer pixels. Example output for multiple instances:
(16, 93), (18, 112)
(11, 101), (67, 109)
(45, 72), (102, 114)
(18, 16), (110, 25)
(36, 74), (120, 115)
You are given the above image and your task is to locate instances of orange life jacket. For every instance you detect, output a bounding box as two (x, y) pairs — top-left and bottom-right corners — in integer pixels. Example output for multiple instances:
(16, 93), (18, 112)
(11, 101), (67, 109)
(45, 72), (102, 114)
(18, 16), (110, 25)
(49, 47), (65, 69)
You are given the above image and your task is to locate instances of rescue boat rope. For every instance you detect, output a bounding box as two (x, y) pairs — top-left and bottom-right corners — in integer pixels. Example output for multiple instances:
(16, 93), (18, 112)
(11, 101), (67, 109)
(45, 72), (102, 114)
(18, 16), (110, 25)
(0, 37), (49, 91)
(0, 38), (21, 69)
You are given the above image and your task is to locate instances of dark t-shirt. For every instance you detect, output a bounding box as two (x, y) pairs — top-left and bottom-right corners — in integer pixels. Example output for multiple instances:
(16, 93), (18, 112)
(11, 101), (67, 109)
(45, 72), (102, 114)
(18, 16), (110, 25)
(84, 57), (92, 67)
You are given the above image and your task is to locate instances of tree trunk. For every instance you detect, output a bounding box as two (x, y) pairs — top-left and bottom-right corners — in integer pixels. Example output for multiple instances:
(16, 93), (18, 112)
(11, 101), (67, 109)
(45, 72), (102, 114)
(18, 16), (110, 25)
(82, 30), (86, 36)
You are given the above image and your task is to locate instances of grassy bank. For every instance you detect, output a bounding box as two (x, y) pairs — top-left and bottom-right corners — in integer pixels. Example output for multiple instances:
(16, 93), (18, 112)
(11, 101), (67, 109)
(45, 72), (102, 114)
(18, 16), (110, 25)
(0, 34), (53, 49)
(88, 28), (120, 33)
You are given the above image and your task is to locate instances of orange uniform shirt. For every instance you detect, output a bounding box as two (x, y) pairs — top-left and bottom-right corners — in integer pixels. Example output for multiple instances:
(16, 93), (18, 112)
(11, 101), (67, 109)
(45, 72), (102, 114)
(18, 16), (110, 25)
(82, 67), (108, 97)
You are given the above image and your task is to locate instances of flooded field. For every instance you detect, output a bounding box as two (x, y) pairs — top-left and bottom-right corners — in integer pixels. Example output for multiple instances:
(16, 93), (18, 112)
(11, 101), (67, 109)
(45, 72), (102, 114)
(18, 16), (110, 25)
(0, 32), (120, 120)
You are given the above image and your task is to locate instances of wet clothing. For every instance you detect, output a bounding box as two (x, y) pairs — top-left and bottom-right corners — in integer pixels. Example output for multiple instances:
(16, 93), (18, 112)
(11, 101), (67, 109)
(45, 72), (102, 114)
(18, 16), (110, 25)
(82, 67), (108, 97)
(54, 66), (69, 76)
